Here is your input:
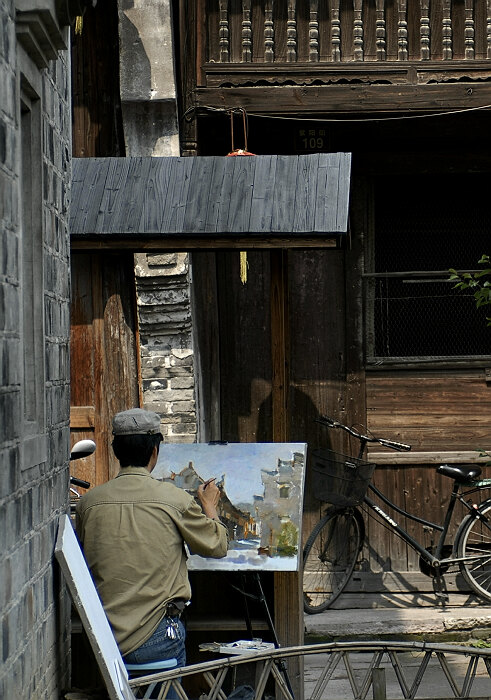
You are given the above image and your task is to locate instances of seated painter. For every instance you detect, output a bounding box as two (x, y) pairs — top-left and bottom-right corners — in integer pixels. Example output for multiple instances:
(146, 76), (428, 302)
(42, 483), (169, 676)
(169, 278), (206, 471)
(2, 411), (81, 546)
(76, 408), (228, 669)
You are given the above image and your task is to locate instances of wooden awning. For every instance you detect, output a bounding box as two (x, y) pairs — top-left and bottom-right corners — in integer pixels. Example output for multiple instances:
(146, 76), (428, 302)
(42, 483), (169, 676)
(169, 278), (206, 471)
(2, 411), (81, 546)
(70, 153), (351, 250)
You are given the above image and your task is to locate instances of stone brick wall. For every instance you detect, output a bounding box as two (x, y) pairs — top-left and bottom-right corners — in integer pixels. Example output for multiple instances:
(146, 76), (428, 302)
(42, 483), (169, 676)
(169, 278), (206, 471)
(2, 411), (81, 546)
(0, 2), (72, 696)
(135, 253), (197, 443)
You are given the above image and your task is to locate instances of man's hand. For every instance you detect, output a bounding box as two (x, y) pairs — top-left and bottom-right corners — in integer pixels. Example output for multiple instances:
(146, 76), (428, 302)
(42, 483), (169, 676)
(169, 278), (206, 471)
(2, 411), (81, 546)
(197, 478), (221, 520)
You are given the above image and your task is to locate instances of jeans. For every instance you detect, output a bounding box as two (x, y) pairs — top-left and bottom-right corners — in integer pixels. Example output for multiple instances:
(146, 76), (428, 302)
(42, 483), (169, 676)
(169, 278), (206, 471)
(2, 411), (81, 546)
(124, 615), (186, 699)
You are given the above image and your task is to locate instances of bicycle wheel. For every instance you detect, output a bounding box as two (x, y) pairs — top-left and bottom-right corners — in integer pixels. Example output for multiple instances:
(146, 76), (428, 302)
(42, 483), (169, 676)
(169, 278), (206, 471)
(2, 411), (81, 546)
(456, 500), (491, 602)
(303, 507), (364, 614)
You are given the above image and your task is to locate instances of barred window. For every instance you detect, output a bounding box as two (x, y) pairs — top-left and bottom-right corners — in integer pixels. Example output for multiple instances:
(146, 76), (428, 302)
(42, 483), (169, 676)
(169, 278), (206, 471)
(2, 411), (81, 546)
(365, 174), (491, 364)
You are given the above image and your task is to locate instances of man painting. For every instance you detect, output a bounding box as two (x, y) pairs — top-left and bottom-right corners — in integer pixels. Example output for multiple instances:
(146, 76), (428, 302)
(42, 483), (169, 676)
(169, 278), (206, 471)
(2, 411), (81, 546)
(76, 408), (228, 668)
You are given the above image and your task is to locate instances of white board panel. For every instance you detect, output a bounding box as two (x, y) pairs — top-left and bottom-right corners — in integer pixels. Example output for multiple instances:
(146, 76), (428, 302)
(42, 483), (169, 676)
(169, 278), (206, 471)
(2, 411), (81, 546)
(55, 515), (134, 700)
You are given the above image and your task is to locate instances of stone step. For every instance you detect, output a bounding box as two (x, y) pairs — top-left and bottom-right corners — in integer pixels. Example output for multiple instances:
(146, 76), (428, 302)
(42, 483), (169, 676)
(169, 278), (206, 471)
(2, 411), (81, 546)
(305, 603), (491, 644)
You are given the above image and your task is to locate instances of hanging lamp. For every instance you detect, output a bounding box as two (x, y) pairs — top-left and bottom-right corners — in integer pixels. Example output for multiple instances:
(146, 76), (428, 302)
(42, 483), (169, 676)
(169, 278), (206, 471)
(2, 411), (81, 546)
(226, 109), (255, 283)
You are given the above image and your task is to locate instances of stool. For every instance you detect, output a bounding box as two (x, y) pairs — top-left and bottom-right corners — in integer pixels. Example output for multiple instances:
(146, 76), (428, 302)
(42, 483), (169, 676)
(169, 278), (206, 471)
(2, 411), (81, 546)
(125, 658), (178, 699)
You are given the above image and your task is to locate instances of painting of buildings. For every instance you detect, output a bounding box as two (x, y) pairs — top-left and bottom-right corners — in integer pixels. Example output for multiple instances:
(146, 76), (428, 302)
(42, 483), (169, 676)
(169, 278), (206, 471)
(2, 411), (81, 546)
(152, 443), (306, 571)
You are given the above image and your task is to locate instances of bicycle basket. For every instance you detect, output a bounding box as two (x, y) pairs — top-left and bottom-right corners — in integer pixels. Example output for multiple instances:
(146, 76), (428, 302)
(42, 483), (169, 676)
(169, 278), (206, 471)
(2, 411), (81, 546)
(311, 449), (376, 507)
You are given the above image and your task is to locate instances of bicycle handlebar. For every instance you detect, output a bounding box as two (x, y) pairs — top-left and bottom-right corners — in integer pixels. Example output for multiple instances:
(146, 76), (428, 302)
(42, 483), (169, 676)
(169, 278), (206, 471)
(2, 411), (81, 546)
(316, 415), (411, 452)
(70, 476), (90, 488)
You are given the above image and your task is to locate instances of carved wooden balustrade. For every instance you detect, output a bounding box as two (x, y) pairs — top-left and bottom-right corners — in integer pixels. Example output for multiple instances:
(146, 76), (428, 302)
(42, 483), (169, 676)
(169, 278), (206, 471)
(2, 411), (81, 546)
(191, 0), (491, 87)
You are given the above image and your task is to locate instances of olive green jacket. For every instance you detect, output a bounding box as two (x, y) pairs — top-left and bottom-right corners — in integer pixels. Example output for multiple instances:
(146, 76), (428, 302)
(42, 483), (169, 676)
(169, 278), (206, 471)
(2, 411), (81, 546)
(76, 467), (228, 655)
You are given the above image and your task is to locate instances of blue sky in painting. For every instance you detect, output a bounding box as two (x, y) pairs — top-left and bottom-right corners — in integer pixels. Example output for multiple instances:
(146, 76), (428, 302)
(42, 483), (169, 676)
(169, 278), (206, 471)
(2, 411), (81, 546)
(153, 442), (305, 505)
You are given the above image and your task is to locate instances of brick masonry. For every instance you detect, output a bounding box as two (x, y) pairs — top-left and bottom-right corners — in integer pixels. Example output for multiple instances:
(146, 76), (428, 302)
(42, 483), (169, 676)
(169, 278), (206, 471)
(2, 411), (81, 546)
(135, 253), (198, 443)
(0, 2), (72, 697)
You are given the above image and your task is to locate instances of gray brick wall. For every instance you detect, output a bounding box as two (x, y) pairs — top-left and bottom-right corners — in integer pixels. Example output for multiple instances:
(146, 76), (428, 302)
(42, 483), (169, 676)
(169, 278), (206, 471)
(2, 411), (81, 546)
(135, 253), (198, 443)
(0, 2), (72, 697)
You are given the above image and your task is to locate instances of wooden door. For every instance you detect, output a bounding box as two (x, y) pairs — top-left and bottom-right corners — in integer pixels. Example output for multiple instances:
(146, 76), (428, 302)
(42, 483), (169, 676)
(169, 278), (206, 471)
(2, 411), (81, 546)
(193, 249), (349, 522)
(70, 252), (140, 489)
(192, 248), (349, 691)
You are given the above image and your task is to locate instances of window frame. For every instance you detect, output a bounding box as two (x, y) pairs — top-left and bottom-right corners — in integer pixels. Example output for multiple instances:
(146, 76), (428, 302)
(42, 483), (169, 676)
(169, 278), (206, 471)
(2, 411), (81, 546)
(18, 46), (47, 468)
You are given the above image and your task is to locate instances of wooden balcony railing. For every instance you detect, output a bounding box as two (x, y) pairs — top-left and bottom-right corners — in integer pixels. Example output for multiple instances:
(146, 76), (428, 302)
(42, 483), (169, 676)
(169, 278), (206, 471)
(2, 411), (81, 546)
(195, 0), (491, 86)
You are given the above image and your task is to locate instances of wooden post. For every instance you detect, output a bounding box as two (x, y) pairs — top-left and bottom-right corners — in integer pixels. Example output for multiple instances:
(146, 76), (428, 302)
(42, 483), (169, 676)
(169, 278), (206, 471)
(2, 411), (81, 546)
(271, 249), (289, 443)
(270, 250), (304, 700)
(372, 667), (387, 700)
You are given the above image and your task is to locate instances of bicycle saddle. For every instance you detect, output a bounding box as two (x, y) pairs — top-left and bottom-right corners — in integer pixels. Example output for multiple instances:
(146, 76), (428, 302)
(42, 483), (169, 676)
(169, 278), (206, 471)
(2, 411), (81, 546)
(437, 464), (482, 484)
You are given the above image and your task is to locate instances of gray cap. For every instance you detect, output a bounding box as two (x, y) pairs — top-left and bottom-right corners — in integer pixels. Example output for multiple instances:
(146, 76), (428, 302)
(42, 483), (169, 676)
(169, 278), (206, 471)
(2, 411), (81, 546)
(112, 408), (161, 436)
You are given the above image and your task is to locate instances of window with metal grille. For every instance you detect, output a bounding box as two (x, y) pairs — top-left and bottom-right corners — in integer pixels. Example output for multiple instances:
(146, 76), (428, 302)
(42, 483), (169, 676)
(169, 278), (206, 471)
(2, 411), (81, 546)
(365, 174), (491, 364)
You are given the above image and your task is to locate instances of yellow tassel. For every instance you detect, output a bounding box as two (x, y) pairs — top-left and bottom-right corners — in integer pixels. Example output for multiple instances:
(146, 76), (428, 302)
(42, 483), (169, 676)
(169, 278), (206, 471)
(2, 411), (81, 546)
(75, 16), (83, 35)
(240, 251), (248, 284)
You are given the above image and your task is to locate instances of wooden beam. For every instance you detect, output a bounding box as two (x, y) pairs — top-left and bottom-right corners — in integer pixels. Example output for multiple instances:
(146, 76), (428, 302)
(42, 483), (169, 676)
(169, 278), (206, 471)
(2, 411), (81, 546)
(270, 250), (304, 699)
(70, 237), (340, 251)
(194, 83), (491, 114)
(369, 450), (491, 464)
(202, 60), (491, 82)
(271, 250), (289, 443)
(70, 405), (95, 429)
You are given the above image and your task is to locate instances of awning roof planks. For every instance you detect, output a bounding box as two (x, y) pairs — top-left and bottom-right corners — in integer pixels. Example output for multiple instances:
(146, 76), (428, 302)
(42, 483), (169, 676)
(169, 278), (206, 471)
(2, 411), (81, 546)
(70, 153), (351, 249)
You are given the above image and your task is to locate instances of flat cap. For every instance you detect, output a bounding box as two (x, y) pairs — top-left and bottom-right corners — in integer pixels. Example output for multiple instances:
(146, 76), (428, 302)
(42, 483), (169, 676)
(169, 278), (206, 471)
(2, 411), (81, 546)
(112, 408), (161, 436)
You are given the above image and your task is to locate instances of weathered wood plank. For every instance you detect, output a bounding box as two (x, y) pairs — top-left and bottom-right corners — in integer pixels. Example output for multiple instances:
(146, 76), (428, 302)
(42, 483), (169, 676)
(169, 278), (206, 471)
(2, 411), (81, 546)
(70, 406), (95, 429)
(249, 155), (277, 233)
(195, 83), (491, 113)
(271, 249), (289, 442)
(305, 571), (480, 608)
(226, 156), (256, 232)
(314, 153), (334, 233)
(72, 158), (111, 235)
(71, 155), (352, 237)
(71, 236), (339, 250)
(186, 617), (270, 632)
(293, 154), (320, 233)
(369, 450), (491, 464)
(322, 153), (348, 233)
(328, 592), (482, 608)
(202, 157), (229, 233)
(168, 156), (196, 233)
(214, 158), (237, 233)
(272, 156), (299, 232)
(124, 158), (154, 234)
(183, 156), (215, 233)
(139, 156), (173, 233)
(98, 156), (131, 233)
(72, 153), (92, 183)
(366, 426), (491, 445)
(70, 253), (140, 487)
(365, 370), (491, 458)
(336, 153), (352, 230)
(107, 157), (150, 234)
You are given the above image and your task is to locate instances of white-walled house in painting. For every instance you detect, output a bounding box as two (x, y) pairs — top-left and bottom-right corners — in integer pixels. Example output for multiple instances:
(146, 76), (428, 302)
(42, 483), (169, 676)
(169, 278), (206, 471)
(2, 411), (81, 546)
(152, 443), (307, 571)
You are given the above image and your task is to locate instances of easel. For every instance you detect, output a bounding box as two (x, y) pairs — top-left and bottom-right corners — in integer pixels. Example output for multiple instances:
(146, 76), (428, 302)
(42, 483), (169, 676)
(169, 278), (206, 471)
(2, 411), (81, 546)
(232, 572), (295, 698)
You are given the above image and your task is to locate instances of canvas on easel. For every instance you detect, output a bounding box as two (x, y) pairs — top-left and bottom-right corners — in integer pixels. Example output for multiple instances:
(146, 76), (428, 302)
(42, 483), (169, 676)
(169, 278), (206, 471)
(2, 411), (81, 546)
(152, 443), (307, 572)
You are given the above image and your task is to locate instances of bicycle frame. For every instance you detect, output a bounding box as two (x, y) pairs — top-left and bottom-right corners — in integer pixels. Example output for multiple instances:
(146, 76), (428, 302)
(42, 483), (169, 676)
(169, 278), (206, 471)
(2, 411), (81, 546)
(363, 481), (485, 568)
(319, 415), (490, 570)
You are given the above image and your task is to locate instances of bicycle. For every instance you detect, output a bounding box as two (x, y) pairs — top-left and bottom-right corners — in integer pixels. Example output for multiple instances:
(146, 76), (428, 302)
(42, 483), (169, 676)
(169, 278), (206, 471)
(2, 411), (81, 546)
(303, 416), (491, 614)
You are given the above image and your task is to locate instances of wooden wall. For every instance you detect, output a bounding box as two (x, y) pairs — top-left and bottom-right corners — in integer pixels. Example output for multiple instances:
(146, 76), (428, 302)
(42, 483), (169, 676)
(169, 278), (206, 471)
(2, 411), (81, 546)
(192, 248), (357, 540)
(70, 253), (140, 489)
(367, 370), (491, 458)
(364, 369), (491, 571)
(191, 218), (491, 600)
(71, 1), (124, 158)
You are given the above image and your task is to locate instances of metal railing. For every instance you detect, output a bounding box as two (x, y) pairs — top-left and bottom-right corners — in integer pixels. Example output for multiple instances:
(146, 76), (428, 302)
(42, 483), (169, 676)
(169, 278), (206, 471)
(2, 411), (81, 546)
(130, 640), (491, 700)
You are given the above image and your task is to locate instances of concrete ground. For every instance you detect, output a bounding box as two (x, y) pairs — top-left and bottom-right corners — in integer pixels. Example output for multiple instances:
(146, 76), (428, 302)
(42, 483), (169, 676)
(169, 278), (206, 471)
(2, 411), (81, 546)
(303, 648), (491, 700)
(304, 604), (491, 644)
(302, 604), (491, 699)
